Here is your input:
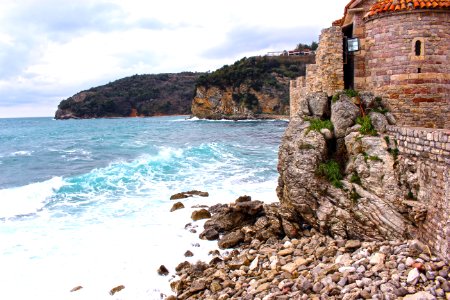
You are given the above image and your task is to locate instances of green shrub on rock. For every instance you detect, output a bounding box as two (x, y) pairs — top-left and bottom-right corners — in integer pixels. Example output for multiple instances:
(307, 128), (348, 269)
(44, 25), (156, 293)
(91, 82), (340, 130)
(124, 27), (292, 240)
(307, 118), (334, 133)
(317, 160), (343, 188)
(356, 115), (377, 136)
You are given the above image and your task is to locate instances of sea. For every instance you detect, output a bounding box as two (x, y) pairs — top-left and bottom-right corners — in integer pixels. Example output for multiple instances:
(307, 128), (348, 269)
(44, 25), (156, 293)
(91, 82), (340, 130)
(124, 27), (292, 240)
(0, 116), (288, 300)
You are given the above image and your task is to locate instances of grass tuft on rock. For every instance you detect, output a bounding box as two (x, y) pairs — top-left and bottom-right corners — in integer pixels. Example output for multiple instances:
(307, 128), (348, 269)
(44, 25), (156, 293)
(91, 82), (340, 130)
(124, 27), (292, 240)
(317, 160), (343, 188)
(356, 115), (377, 136)
(308, 118), (334, 133)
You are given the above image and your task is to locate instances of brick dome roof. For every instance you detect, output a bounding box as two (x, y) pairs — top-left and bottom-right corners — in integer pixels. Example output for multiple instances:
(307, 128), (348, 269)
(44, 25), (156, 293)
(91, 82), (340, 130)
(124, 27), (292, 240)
(368, 0), (450, 17)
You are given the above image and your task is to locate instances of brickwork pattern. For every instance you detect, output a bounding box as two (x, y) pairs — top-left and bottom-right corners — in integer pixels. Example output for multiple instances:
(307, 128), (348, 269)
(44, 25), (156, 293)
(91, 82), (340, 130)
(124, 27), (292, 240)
(364, 11), (450, 129)
(387, 125), (450, 262)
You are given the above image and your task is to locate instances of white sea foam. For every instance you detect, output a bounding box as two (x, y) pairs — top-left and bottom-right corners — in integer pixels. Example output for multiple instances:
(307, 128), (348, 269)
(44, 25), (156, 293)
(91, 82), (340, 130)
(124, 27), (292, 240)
(0, 141), (280, 299)
(10, 150), (33, 156)
(0, 177), (64, 219)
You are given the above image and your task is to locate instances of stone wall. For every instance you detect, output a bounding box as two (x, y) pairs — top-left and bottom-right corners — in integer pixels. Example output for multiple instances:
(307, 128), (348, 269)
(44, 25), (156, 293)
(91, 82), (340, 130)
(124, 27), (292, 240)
(387, 125), (450, 262)
(290, 27), (344, 118)
(364, 11), (450, 129)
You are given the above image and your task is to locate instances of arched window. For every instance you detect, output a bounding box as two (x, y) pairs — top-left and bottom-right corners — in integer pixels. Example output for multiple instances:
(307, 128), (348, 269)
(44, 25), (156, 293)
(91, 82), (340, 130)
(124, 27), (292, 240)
(415, 40), (422, 56)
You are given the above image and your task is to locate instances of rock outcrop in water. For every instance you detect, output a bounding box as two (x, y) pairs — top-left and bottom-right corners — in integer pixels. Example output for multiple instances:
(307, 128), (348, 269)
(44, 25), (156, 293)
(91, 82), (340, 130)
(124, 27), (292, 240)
(191, 56), (315, 120)
(55, 73), (201, 119)
(277, 92), (425, 241)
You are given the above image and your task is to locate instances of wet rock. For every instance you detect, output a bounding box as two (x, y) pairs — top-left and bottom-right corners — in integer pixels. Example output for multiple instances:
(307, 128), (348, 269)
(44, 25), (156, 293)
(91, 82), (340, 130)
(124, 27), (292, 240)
(170, 190), (209, 200)
(218, 230), (245, 249)
(157, 265), (169, 276)
(235, 195), (251, 203)
(109, 285), (125, 296)
(191, 209), (211, 221)
(70, 286), (83, 292)
(199, 228), (219, 240)
(170, 202), (185, 212)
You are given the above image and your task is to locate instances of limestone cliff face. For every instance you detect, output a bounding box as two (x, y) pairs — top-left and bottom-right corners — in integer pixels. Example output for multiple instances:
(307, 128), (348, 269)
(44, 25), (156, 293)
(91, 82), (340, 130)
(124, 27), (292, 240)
(277, 92), (425, 241)
(191, 56), (314, 119)
(191, 82), (290, 119)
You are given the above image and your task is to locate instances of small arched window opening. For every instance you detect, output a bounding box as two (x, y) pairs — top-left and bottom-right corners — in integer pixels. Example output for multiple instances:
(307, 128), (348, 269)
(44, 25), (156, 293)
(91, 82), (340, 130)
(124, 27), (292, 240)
(415, 40), (422, 56)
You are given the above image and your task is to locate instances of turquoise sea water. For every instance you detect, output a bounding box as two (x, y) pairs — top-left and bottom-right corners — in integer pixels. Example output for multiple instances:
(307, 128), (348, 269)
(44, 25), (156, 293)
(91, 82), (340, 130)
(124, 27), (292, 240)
(0, 116), (287, 299)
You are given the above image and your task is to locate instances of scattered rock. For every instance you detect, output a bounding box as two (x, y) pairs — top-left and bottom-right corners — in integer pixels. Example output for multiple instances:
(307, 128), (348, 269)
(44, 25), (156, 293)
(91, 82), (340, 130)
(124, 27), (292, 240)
(199, 228), (219, 240)
(218, 230), (245, 249)
(191, 209), (211, 221)
(70, 286), (83, 292)
(170, 202), (185, 212)
(345, 240), (362, 250)
(170, 190), (209, 200)
(235, 195), (251, 203)
(407, 267), (420, 285)
(109, 285), (125, 296)
(403, 291), (436, 300)
(157, 265), (169, 276)
(184, 250), (194, 257)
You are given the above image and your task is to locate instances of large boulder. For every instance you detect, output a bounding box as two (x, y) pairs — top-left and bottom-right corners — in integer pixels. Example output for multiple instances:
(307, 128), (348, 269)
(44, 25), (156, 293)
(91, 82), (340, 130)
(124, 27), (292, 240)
(277, 117), (416, 240)
(331, 95), (360, 138)
(307, 92), (329, 118)
(369, 112), (388, 133)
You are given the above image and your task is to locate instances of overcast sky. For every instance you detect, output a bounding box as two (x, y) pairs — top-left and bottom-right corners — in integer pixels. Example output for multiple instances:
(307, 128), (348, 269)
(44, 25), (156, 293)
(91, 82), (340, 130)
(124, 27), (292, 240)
(0, 0), (349, 118)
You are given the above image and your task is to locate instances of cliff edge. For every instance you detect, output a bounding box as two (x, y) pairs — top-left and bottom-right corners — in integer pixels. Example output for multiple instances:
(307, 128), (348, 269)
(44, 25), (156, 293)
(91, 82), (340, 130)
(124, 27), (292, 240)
(191, 56), (314, 120)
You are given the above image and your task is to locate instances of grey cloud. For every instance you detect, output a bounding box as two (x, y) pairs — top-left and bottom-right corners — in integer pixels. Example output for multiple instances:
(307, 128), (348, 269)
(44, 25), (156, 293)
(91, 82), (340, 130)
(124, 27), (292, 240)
(203, 26), (321, 59)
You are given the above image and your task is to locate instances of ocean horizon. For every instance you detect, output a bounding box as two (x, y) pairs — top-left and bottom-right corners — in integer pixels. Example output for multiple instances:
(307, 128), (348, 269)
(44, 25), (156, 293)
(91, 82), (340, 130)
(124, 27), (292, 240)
(0, 116), (287, 299)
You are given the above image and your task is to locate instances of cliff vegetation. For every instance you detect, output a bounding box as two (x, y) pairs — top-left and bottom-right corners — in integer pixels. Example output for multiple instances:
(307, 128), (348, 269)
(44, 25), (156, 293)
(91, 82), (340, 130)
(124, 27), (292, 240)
(55, 72), (202, 119)
(192, 55), (315, 119)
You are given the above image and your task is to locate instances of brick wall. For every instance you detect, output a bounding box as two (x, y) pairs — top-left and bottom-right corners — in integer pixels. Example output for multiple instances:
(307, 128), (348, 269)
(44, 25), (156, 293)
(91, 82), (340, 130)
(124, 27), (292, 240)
(387, 125), (450, 262)
(290, 27), (344, 118)
(365, 11), (450, 129)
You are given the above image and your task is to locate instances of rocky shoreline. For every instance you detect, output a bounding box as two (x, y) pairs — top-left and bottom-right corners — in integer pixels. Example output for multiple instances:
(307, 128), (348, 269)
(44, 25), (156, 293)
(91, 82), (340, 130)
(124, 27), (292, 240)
(163, 197), (450, 300)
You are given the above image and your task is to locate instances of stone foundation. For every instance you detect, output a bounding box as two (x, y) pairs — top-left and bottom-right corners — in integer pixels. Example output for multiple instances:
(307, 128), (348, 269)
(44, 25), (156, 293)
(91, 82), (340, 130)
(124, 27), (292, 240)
(387, 125), (450, 262)
(290, 27), (344, 118)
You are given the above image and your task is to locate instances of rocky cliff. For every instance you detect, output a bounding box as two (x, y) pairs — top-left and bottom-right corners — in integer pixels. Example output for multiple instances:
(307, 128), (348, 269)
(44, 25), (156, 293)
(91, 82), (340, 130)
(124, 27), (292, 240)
(191, 56), (315, 120)
(55, 72), (202, 119)
(277, 91), (425, 241)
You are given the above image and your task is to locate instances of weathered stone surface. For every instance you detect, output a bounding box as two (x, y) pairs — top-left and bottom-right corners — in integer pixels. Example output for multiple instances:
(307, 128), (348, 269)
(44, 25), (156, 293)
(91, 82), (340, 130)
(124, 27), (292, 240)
(385, 112), (396, 125)
(369, 112), (388, 133)
(171, 190), (209, 200)
(331, 96), (360, 138)
(191, 209), (211, 221)
(218, 230), (244, 249)
(170, 202), (185, 212)
(157, 265), (169, 276)
(199, 228), (219, 240)
(277, 117), (412, 241)
(109, 285), (125, 296)
(307, 92), (329, 118)
(403, 291), (436, 300)
(359, 91), (376, 109)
